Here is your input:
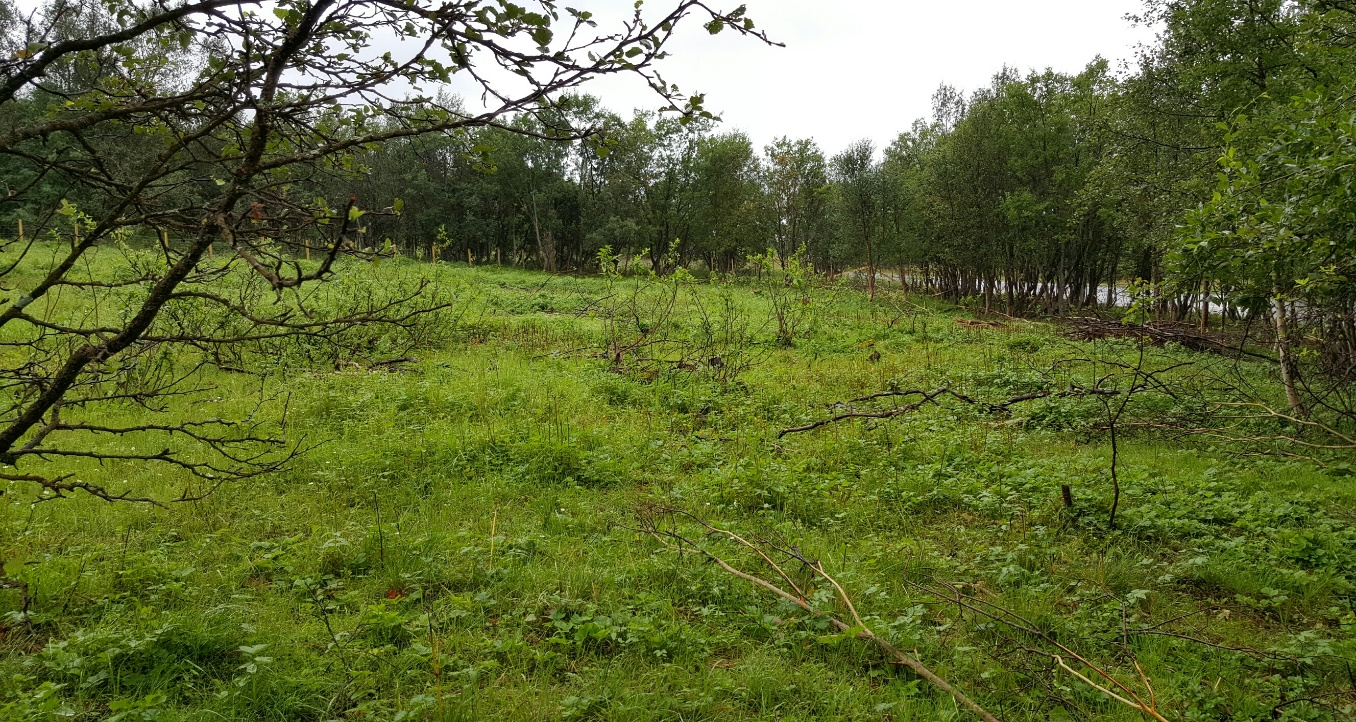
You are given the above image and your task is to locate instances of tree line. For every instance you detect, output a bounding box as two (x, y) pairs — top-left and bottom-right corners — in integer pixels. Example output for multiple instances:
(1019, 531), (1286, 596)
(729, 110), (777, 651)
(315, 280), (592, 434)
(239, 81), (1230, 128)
(2, 0), (1353, 473)
(312, 0), (1356, 418)
(0, 0), (773, 500)
(217, 0), (1343, 337)
(5, 2), (1351, 318)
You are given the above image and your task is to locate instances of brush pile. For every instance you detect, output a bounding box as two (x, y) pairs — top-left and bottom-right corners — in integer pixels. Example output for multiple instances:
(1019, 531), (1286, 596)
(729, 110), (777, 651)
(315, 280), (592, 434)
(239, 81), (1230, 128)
(1065, 317), (1246, 356)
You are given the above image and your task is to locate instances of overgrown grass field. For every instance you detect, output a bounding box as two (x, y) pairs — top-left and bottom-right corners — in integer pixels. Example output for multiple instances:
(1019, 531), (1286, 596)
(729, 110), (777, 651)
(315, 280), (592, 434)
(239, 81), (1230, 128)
(1, 252), (1353, 721)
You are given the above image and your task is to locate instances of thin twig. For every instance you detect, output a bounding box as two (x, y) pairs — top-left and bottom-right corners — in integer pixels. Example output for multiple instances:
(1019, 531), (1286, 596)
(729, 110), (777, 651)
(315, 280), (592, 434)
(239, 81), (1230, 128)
(632, 506), (1001, 722)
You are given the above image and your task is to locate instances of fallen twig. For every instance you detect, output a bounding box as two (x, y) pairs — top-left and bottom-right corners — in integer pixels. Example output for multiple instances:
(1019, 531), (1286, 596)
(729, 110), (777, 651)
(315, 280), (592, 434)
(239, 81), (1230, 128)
(780, 386), (1118, 438)
(630, 505), (1002, 722)
(907, 578), (1171, 722)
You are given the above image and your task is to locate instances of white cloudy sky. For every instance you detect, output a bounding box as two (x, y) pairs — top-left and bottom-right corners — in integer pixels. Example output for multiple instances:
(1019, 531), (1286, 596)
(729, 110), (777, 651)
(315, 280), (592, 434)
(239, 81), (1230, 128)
(13, 0), (1156, 154)
(565, 0), (1159, 154)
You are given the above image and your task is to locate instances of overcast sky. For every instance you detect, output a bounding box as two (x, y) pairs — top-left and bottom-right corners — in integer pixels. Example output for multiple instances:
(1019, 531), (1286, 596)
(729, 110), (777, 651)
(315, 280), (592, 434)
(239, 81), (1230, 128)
(13, 0), (1157, 155)
(568, 0), (1159, 154)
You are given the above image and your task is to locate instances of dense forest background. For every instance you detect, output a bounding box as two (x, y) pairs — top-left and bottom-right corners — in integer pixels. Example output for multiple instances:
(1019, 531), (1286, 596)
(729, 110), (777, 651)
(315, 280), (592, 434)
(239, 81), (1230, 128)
(3, 0), (1355, 383)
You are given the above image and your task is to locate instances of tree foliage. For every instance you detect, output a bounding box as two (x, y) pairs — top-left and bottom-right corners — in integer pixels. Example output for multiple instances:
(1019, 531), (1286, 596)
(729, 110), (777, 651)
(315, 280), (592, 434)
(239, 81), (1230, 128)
(4, 0), (1355, 499)
(0, 0), (769, 501)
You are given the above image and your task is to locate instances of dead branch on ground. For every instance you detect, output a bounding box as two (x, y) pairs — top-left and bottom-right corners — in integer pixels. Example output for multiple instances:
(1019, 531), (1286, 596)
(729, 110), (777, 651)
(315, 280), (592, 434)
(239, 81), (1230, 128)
(629, 504), (1002, 722)
(907, 578), (1170, 722)
(779, 385), (1118, 438)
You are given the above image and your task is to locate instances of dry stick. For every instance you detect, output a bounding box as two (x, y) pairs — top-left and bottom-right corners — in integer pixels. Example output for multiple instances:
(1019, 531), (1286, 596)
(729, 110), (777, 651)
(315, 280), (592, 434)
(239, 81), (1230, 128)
(1127, 628), (1292, 660)
(912, 579), (1170, 721)
(700, 546), (998, 721)
(780, 386), (1117, 438)
(779, 388), (953, 437)
(1055, 656), (1140, 710)
(812, 559), (866, 629)
(488, 506), (498, 572)
(369, 356), (417, 368)
(642, 513), (1000, 722)
(1135, 661), (1158, 713)
(684, 513), (804, 599)
(60, 555), (88, 615)
(1053, 655), (1170, 722)
(374, 493), (386, 568)
(428, 616), (445, 719)
(1215, 401), (1356, 446)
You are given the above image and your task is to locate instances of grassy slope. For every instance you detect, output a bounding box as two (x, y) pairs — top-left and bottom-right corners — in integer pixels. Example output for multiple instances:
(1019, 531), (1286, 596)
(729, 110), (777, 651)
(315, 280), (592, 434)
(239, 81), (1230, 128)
(0, 259), (1353, 721)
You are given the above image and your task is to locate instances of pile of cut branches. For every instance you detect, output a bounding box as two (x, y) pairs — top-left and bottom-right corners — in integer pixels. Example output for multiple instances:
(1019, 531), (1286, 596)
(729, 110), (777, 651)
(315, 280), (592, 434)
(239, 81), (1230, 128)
(1064, 317), (1268, 360)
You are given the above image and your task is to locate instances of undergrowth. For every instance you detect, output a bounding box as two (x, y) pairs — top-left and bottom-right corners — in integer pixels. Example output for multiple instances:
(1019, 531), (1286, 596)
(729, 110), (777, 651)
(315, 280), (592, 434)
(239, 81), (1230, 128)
(0, 257), (1352, 720)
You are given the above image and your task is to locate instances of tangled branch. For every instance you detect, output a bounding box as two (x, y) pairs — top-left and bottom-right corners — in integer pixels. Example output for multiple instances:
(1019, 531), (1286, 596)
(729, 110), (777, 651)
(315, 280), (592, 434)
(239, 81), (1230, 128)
(779, 385), (1119, 438)
(629, 504), (1002, 722)
(906, 578), (1170, 722)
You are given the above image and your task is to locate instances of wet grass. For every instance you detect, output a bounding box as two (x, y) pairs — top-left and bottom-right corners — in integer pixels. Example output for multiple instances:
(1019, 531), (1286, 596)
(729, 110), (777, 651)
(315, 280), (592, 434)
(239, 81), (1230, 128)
(0, 259), (1353, 721)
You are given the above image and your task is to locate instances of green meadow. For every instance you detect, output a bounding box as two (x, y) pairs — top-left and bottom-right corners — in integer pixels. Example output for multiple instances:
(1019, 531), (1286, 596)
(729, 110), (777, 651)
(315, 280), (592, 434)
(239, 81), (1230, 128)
(1, 254), (1352, 721)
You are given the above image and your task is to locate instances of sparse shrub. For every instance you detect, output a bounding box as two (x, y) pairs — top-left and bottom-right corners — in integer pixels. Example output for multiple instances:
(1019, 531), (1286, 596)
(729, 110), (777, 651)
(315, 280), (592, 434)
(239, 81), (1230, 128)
(748, 245), (821, 347)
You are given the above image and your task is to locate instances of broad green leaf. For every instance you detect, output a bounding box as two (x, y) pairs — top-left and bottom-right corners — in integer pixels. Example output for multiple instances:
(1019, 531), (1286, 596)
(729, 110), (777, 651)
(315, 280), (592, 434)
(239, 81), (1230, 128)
(3, 555), (26, 577)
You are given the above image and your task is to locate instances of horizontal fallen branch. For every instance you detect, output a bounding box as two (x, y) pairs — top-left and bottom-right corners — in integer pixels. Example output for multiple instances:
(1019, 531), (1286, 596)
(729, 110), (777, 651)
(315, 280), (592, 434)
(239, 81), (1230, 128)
(955, 318), (1007, 329)
(780, 386), (1118, 438)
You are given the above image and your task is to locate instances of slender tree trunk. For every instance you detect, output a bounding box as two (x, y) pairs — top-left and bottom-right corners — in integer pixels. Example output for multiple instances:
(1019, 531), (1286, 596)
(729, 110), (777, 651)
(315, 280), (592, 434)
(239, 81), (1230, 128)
(1104, 241), (1120, 308)
(1199, 279), (1210, 333)
(1271, 285), (1306, 418)
(864, 233), (876, 301)
(529, 193), (556, 273)
(1107, 418), (1121, 529)
(1151, 261), (1162, 322)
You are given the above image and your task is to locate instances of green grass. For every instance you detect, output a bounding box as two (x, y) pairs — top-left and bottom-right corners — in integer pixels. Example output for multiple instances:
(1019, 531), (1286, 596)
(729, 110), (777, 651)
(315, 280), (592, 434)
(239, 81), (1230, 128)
(0, 255), (1353, 720)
